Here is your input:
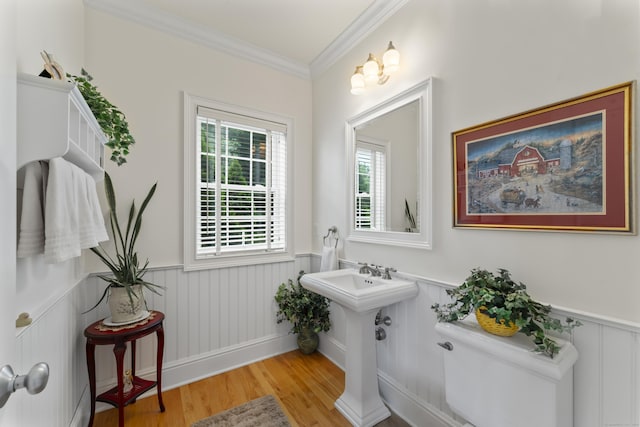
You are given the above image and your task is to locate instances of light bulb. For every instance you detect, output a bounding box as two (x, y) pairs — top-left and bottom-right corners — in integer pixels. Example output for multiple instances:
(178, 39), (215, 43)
(350, 66), (365, 95)
(382, 41), (400, 74)
(363, 54), (380, 85)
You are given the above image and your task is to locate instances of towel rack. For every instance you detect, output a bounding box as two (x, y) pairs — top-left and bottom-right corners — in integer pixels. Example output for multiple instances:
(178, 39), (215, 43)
(323, 226), (339, 248)
(17, 73), (106, 182)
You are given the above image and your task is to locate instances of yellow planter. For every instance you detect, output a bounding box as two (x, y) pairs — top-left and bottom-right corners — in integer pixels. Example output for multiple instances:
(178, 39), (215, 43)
(475, 307), (519, 337)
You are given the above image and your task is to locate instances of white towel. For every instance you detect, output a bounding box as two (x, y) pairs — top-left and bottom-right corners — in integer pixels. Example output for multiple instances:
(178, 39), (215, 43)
(44, 158), (81, 263)
(17, 162), (46, 257)
(43, 158), (108, 263)
(78, 171), (108, 248)
(320, 246), (338, 272)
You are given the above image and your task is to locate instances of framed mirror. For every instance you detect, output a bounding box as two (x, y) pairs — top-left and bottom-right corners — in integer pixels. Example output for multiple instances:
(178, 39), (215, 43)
(346, 78), (432, 249)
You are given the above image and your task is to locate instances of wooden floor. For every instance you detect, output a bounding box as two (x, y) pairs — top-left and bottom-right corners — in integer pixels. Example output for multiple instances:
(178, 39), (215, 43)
(92, 350), (409, 427)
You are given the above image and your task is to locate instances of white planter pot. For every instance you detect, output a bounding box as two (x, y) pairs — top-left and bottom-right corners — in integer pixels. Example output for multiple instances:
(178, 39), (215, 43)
(108, 284), (144, 323)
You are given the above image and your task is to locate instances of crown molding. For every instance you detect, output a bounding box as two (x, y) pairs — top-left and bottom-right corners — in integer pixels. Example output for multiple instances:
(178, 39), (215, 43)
(84, 0), (311, 79)
(84, 0), (407, 81)
(309, 0), (409, 79)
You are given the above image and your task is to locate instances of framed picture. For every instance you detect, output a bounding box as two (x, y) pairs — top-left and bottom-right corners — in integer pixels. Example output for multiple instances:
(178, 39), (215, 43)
(453, 82), (634, 233)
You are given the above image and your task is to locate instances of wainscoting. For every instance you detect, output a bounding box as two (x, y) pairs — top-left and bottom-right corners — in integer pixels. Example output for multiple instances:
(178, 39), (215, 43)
(383, 279), (640, 427)
(14, 255), (640, 427)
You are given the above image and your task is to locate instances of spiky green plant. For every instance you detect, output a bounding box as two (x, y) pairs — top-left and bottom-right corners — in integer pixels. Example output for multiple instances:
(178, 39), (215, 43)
(85, 172), (162, 312)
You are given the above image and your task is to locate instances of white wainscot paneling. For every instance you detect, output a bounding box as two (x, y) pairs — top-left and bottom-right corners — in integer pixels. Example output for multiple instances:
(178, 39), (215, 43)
(310, 257), (640, 427)
(14, 256), (311, 426)
(373, 277), (640, 427)
(15, 254), (640, 427)
(87, 257), (310, 409)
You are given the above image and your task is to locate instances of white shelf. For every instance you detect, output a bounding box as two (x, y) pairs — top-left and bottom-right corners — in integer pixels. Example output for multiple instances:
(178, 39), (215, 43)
(17, 73), (106, 181)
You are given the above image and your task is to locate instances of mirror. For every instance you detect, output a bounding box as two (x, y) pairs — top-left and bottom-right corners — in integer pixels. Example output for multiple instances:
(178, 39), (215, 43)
(346, 79), (432, 249)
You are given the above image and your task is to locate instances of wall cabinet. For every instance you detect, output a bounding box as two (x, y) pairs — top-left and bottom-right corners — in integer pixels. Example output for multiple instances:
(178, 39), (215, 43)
(17, 73), (106, 180)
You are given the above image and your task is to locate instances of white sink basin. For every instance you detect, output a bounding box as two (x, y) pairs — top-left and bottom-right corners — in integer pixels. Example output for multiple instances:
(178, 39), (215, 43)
(300, 268), (418, 426)
(300, 268), (418, 313)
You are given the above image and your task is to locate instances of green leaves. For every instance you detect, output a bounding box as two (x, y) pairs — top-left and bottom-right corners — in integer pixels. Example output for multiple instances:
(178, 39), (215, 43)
(275, 271), (331, 335)
(67, 69), (134, 166)
(431, 267), (581, 358)
(86, 173), (162, 313)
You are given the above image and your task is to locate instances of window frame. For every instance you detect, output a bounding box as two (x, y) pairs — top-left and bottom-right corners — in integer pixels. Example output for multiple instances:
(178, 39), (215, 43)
(354, 137), (390, 231)
(184, 93), (294, 270)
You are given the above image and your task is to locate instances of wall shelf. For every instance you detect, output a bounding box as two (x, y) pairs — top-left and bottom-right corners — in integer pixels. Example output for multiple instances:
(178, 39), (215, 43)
(17, 73), (106, 181)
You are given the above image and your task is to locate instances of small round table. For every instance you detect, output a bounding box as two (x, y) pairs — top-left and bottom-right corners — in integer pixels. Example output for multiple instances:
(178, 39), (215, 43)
(84, 310), (165, 427)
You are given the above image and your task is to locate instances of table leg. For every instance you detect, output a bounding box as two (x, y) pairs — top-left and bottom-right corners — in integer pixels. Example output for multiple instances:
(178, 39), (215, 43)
(156, 324), (165, 412)
(130, 339), (137, 403)
(113, 341), (127, 427)
(86, 341), (96, 427)
(131, 339), (136, 377)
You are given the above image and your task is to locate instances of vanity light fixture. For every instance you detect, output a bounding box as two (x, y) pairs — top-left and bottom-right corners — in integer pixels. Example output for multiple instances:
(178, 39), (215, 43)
(350, 41), (400, 95)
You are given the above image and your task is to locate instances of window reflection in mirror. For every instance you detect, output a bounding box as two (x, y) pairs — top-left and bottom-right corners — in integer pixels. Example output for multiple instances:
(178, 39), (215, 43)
(355, 100), (418, 232)
(346, 78), (432, 249)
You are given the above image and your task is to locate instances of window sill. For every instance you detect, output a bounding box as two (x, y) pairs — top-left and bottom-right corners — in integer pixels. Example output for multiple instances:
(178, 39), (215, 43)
(183, 251), (295, 271)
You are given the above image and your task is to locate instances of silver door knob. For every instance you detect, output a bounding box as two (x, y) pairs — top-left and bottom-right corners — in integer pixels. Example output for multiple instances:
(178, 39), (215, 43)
(0, 362), (49, 408)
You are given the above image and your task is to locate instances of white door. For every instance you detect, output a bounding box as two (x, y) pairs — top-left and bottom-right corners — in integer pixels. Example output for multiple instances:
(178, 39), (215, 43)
(0, 1), (18, 425)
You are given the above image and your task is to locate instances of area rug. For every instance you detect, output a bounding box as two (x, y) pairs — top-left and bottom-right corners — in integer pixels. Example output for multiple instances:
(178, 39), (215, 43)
(191, 395), (291, 427)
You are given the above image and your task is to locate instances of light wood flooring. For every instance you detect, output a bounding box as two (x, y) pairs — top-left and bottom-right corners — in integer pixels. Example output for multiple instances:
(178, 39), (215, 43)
(92, 350), (410, 427)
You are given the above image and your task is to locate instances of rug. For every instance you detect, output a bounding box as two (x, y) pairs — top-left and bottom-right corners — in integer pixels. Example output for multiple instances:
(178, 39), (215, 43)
(191, 395), (291, 427)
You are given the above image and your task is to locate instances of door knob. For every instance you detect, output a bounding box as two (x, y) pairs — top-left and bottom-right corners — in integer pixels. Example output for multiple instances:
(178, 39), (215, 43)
(0, 362), (49, 408)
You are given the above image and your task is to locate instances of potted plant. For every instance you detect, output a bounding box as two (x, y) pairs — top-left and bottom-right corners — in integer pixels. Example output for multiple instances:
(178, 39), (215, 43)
(431, 267), (580, 358)
(86, 172), (163, 323)
(67, 69), (135, 166)
(275, 270), (331, 354)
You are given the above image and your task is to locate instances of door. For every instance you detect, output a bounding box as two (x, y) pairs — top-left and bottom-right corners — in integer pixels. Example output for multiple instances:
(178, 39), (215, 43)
(0, 1), (17, 425)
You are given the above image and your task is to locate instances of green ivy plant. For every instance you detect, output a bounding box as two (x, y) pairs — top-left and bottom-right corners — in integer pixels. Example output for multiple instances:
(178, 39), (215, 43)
(431, 268), (581, 358)
(275, 271), (331, 335)
(67, 69), (134, 166)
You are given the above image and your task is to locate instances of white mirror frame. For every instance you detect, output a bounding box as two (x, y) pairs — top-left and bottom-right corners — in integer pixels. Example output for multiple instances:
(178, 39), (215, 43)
(346, 78), (433, 249)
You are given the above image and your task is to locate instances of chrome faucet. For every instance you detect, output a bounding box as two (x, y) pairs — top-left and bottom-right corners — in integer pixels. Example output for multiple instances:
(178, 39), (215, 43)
(358, 263), (381, 276)
(381, 267), (397, 280)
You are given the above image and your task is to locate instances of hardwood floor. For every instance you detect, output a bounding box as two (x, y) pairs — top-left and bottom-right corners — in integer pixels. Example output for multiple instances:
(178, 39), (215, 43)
(92, 350), (410, 427)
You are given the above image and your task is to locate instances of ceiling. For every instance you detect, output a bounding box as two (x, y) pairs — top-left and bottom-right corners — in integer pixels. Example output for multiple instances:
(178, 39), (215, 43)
(84, 0), (407, 78)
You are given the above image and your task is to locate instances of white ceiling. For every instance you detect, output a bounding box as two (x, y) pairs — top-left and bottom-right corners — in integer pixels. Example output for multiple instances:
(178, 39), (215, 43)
(84, 0), (408, 78)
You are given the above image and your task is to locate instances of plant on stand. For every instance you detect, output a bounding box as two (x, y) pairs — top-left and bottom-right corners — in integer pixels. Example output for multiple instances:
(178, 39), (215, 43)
(86, 172), (163, 323)
(275, 271), (331, 354)
(67, 69), (135, 166)
(431, 267), (581, 358)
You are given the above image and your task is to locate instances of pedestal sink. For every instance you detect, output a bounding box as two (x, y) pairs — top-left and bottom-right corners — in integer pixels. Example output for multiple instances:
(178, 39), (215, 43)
(300, 269), (418, 427)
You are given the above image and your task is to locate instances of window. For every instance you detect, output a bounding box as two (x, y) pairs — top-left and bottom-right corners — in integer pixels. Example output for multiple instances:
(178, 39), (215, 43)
(355, 139), (388, 231)
(184, 94), (293, 269)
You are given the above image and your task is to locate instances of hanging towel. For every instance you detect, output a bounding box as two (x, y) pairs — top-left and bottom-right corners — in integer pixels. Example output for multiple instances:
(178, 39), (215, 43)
(78, 170), (108, 248)
(320, 246), (338, 272)
(17, 161), (46, 257)
(44, 158), (81, 263)
(44, 158), (109, 263)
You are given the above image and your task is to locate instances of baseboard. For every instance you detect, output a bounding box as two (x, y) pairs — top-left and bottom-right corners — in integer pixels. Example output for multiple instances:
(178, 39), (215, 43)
(318, 333), (459, 427)
(318, 333), (346, 369)
(92, 333), (298, 413)
(378, 371), (460, 427)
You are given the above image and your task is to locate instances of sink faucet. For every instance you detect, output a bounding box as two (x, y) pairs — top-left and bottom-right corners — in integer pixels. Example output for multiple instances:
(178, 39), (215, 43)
(381, 267), (397, 280)
(358, 263), (381, 276)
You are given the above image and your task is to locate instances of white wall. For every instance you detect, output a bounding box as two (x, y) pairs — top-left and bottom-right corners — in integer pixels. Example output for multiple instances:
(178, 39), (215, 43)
(17, 0), (84, 76)
(312, 0), (640, 323)
(82, 7), (313, 270)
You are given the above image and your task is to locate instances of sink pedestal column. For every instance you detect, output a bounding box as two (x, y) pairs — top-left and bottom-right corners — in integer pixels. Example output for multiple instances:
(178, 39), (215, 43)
(335, 308), (390, 427)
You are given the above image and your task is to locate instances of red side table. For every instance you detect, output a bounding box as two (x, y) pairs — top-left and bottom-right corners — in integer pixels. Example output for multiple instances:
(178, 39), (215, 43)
(84, 310), (165, 427)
